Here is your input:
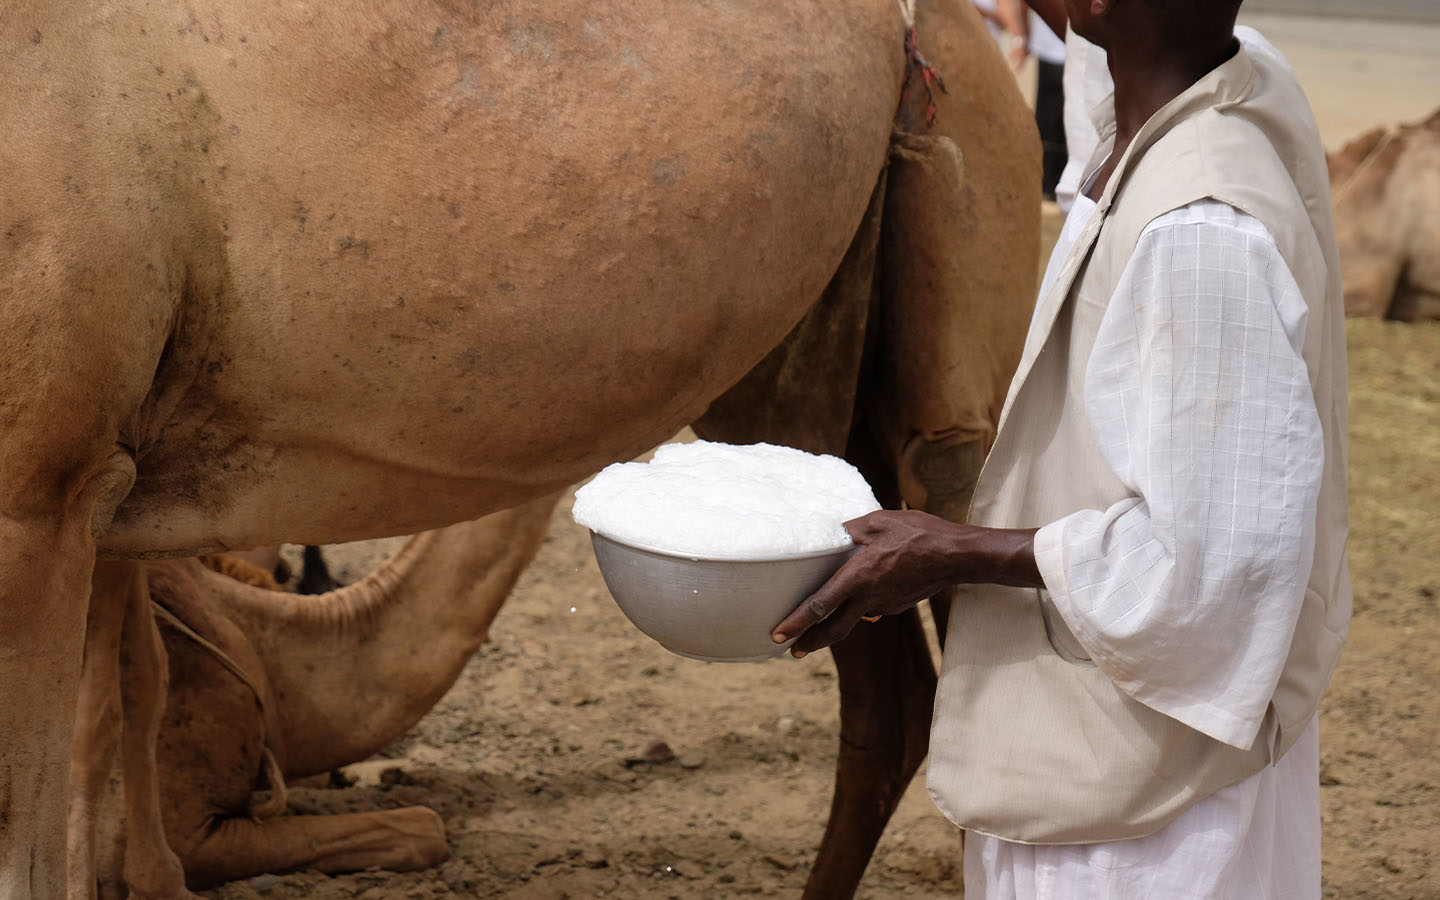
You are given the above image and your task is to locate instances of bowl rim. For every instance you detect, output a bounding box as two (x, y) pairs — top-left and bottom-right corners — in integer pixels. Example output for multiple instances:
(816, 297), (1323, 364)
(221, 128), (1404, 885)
(588, 529), (859, 564)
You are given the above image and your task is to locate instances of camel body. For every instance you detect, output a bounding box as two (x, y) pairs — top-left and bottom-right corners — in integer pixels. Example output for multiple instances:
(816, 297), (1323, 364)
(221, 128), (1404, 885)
(1330, 107), (1440, 320)
(1, 0), (1038, 896)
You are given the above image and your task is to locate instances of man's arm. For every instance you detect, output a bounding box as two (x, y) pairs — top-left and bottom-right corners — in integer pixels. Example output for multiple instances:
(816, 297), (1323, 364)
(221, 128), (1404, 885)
(771, 511), (1040, 656)
(1035, 202), (1324, 749)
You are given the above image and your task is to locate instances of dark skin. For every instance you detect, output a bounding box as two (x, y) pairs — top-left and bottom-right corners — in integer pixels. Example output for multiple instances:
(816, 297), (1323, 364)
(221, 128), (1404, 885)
(773, 0), (1245, 658)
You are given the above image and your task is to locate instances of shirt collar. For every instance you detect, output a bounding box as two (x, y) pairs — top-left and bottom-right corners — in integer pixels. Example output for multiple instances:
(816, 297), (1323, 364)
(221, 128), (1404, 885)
(1084, 40), (1257, 213)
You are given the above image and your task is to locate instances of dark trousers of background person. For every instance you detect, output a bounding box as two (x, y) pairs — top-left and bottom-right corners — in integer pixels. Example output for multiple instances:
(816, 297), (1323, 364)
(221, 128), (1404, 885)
(1035, 59), (1066, 201)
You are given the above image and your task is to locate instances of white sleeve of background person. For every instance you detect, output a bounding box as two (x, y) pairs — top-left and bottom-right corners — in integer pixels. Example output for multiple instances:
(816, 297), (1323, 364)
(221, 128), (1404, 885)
(1028, 11), (1066, 64)
(1032, 200), (1324, 750)
(1054, 31), (1110, 213)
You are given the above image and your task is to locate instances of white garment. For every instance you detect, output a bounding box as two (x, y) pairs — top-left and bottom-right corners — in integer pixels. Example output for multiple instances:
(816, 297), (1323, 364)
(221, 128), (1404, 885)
(1028, 11), (1065, 65)
(969, 194), (1325, 899)
(1053, 31), (1108, 213)
(969, 718), (1321, 900)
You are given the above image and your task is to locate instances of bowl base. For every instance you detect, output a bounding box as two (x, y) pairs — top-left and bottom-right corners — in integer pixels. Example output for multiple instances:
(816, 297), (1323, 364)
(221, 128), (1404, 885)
(663, 644), (794, 664)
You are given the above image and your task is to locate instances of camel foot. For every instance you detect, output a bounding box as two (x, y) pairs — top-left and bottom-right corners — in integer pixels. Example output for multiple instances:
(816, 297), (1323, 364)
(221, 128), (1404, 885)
(125, 885), (201, 900)
(183, 806), (447, 888)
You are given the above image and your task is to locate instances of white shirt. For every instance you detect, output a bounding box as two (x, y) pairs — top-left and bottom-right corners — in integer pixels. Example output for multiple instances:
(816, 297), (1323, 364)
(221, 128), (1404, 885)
(968, 195), (1324, 899)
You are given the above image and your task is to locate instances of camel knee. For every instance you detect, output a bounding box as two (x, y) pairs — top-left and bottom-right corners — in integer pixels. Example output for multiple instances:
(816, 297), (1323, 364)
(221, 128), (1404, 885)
(896, 434), (987, 522)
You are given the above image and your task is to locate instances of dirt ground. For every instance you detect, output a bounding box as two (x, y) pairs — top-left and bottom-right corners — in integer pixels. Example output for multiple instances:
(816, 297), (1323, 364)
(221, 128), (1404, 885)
(205, 14), (1440, 900)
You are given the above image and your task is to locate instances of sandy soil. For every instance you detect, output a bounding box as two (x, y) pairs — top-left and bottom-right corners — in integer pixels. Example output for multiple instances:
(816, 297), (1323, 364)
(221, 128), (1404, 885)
(203, 15), (1440, 900)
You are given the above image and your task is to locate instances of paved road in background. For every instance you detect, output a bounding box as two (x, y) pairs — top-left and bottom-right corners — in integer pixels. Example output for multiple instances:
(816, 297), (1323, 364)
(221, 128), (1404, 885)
(1247, 0), (1440, 22)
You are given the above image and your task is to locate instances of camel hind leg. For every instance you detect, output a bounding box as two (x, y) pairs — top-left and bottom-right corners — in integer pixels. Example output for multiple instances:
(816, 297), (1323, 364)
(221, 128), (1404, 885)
(696, 157), (941, 900)
(180, 808), (446, 889)
(0, 458), (136, 900)
(698, 1), (1035, 895)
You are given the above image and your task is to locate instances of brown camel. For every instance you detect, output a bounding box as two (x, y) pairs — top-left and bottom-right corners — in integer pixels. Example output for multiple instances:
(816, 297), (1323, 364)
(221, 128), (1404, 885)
(69, 498), (558, 897)
(1330, 107), (1440, 320)
(0, 0), (1038, 897)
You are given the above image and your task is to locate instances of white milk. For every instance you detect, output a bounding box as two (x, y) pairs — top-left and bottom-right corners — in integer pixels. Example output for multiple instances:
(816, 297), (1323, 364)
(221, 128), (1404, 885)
(572, 440), (881, 558)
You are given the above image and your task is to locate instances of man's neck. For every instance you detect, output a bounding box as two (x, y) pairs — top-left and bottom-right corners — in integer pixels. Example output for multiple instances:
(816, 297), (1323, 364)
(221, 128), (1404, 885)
(1109, 35), (1240, 145)
(1084, 32), (1239, 201)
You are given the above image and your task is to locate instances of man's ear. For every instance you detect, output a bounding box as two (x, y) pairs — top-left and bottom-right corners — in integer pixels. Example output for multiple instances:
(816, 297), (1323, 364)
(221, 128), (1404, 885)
(1090, 0), (1116, 16)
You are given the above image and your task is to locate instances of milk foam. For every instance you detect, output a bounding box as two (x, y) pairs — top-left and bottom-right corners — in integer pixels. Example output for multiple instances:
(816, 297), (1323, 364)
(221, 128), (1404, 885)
(572, 440), (881, 558)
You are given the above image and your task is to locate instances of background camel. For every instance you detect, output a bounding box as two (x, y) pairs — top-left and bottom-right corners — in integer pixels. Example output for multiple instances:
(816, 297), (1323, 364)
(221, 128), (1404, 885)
(0, 0), (1037, 897)
(69, 498), (558, 897)
(1329, 107), (1440, 320)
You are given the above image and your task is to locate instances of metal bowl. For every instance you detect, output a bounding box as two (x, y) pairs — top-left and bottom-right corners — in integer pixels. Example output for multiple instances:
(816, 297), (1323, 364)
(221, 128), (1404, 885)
(588, 531), (857, 662)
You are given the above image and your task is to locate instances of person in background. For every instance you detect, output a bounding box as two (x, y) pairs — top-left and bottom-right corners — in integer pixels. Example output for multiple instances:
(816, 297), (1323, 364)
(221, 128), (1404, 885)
(973, 0), (1071, 201)
(971, 0), (1031, 66)
(776, 1), (1351, 897)
(1008, 5), (1071, 200)
(1023, 0), (1112, 213)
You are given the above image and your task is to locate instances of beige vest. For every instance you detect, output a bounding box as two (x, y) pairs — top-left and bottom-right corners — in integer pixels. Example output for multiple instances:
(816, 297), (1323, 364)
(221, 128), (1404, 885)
(926, 43), (1352, 844)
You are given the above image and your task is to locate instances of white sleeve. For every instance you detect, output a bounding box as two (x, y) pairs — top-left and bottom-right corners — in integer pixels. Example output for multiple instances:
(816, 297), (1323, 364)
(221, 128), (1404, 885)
(1033, 200), (1324, 749)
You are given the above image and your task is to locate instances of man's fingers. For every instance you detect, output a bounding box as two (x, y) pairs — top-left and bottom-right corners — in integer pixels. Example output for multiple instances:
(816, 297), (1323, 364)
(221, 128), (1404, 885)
(790, 603), (867, 655)
(771, 553), (868, 643)
(773, 582), (843, 643)
(842, 512), (887, 541)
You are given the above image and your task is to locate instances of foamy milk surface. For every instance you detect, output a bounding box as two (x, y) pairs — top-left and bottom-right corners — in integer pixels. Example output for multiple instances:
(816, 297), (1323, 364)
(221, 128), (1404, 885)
(572, 441), (881, 558)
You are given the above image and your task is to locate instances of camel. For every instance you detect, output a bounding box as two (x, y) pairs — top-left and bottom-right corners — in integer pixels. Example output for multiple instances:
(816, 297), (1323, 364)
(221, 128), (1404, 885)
(0, 0), (1039, 897)
(1329, 107), (1440, 320)
(69, 498), (559, 896)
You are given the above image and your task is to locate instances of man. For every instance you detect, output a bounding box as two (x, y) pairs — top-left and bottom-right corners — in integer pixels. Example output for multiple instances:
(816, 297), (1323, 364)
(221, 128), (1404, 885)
(774, 1), (1351, 897)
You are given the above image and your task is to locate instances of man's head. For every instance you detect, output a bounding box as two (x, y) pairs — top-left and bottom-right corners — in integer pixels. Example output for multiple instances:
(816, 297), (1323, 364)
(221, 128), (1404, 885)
(1065, 0), (1244, 53)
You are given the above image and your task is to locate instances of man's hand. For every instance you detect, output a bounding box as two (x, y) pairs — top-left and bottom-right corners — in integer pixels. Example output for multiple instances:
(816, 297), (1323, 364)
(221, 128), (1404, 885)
(771, 511), (1042, 657)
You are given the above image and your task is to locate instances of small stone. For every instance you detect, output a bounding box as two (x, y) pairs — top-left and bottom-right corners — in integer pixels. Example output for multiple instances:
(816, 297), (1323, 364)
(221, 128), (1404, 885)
(581, 850), (609, 869)
(567, 684), (599, 706)
(341, 759), (407, 787)
(670, 860), (704, 879)
(678, 752), (706, 769)
(249, 874), (281, 891)
(775, 717), (796, 734)
(407, 745), (447, 767)
(628, 739), (675, 764)
(762, 853), (796, 871)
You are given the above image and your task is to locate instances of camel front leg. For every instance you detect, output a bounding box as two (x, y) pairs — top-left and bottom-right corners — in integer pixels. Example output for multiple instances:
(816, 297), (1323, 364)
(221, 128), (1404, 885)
(180, 808), (447, 889)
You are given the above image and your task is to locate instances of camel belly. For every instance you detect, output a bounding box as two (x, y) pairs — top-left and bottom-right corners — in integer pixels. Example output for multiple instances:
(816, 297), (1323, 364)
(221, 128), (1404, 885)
(82, 0), (905, 555)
